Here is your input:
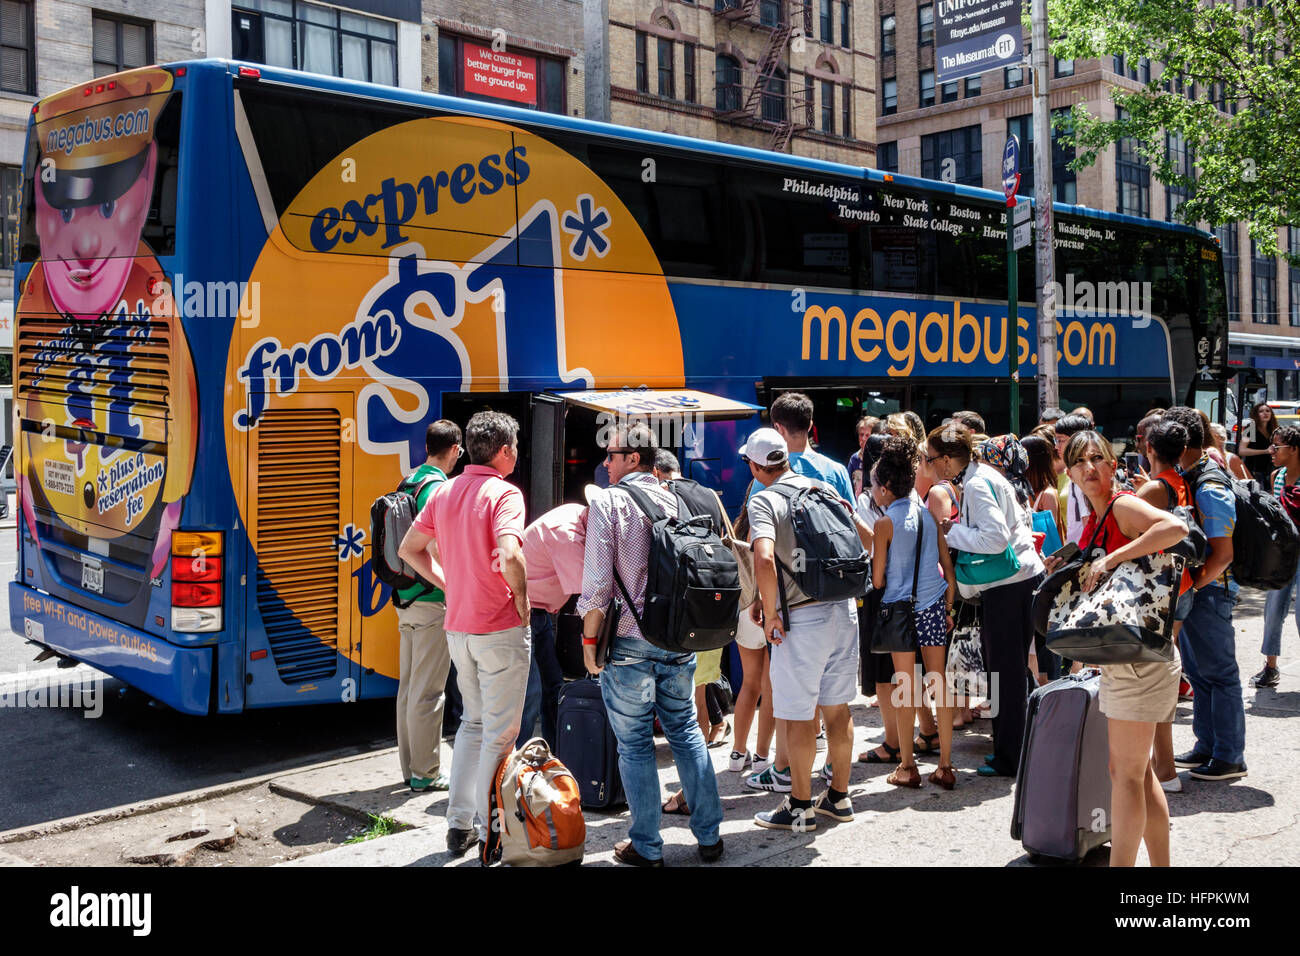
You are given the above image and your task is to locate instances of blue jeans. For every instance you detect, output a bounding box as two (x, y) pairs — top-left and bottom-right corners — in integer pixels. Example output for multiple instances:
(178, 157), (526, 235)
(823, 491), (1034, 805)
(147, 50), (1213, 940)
(600, 636), (724, 861)
(517, 609), (565, 748)
(1178, 586), (1246, 764)
(1262, 566), (1300, 657)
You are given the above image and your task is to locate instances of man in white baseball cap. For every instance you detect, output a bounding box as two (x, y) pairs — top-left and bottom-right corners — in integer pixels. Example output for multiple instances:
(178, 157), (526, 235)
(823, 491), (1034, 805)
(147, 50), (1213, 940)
(738, 428), (790, 468)
(740, 427), (860, 833)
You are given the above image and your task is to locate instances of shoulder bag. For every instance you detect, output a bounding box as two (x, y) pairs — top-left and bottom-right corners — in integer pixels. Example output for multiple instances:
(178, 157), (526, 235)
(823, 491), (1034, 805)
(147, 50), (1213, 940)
(873, 503), (924, 654)
(955, 477), (1022, 586)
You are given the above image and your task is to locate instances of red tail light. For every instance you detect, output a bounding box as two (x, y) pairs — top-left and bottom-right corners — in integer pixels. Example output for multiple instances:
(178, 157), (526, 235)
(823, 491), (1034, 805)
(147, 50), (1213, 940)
(238, 66), (261, 79)
(171, 555), (222, 582)
(172, 582), (222, 607)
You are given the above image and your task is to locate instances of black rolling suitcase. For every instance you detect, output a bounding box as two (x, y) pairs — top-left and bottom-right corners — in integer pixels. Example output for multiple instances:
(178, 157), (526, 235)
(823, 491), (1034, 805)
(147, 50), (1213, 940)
(1010, 669), (1112, 862)
(555, 677), (625, 811)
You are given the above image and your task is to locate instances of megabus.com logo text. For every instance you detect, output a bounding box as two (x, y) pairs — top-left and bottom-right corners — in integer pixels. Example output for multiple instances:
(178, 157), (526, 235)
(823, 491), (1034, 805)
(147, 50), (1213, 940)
(799, 301), (1116, 376)
(45, 109), (151, 155)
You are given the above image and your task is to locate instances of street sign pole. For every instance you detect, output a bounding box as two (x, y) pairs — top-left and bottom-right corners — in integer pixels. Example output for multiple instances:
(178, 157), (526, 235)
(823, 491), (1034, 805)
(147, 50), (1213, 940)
(1007, 195), (1019, 437)
(1003, 135), (1021, 436)
(1032, 0), (1058, 420)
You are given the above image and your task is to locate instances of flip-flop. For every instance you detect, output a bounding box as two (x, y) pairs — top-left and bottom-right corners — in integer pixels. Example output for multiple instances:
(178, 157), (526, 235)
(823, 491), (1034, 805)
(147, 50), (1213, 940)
(661, 792), (691, 815)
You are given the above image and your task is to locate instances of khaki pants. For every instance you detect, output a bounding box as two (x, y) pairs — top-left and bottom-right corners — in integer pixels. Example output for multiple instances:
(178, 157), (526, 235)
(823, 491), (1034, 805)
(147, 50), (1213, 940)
(396, 601), (450, 781)
(445, 625), (531, 836)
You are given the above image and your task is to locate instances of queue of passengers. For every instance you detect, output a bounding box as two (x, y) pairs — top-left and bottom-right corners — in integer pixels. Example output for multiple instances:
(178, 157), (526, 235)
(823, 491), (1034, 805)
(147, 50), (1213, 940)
(389, 392), (1290, 867)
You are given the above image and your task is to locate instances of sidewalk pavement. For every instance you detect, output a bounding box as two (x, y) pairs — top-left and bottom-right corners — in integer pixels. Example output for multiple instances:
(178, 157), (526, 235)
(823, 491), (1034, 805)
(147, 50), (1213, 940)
(278, 590), (1300, 867)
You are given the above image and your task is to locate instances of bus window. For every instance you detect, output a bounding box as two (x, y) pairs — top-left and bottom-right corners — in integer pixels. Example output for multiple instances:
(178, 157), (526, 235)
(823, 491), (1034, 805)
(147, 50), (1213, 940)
(578, 142), (731, 281)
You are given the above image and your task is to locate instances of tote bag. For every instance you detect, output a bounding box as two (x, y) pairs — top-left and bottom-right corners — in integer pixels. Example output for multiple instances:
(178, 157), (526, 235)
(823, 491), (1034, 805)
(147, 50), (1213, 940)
(1043, 496), (1184, 664)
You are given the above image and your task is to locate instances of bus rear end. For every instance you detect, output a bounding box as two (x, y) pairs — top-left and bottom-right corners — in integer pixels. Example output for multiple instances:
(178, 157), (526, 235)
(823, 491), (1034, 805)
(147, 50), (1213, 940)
(8, 66), (220, 714)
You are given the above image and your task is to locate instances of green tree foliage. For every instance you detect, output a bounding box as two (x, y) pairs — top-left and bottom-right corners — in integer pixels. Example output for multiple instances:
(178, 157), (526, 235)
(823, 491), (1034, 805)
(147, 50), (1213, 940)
(1049, 0), (1300, 257)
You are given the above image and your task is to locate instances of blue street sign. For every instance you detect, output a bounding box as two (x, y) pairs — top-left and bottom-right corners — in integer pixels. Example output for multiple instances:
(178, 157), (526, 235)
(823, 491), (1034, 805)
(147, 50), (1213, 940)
(1002, 135), (1020, 200)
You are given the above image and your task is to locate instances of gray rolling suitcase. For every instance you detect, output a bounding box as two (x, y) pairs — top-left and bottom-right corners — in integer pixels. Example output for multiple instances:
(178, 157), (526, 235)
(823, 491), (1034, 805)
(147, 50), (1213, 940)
(1010, 669), (1112, 862)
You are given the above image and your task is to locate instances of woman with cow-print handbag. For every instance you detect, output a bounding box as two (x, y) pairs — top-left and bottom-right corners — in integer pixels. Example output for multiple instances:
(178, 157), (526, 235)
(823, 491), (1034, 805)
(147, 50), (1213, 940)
(1041, 430), (1189, 868)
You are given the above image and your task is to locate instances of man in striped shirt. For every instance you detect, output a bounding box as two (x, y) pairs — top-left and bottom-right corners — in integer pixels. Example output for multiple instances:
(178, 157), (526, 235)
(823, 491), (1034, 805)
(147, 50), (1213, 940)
(577, 422), (724, 867)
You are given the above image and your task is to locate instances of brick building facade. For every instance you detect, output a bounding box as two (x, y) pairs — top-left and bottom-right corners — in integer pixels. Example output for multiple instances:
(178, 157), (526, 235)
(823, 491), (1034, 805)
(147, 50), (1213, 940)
(606, 0), (875, 164)
(877, 0), (1300, 399)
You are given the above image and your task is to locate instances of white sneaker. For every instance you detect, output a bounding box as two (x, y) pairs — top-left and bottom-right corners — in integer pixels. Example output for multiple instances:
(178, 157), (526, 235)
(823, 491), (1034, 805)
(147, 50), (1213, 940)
(728, 750), (750, 773)
(751, 754), (774, 775)
(815, 730), (827, 752)
(1159, 774), (1183, 793)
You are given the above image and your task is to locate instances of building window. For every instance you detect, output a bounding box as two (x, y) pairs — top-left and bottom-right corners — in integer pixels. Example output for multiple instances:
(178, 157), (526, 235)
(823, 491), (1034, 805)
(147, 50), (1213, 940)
(1290, 228), (1300, 326)
(1116, 111), (1150, 217)
(435, 31), (566, 113)
(1253, 240), (1278, 325)
(1218, 224), (1240, 322)
(1, 164), (18, 269)
(1054, 57), (1074, 77)
(877, 141), (898, 173)
(760, 0), (782, 29)
(881, 14), (895, 55)
(1007, 115), (1033, 195)
(821, 79), (834, 133)
(820, 0), (832, 42)
(918, 4), (934, 46)
(1, 0), (35, 94)
(1165, 131), (1193, 223)
(965, 74), (981, 97)
(1007, 109), (1077, 202)
(1004, 63), (1025, 89)
(842, 82), (851, 137)
(922, 124), (982, 187)
(657, 37), (674, 98)
(716, 53), (741, 110)
(941, 79), (958, 103)
(93, 12), (153, 78)
(684, 42), (696, 103)
(635, 32), (647, 92)
(1139, 57), (1150, 84)
(841, 0), (850, 48)
(761, 68), (786, 122)
(919, 69), (935, 107)
(1052, 108), (1078, 204)
(233, 1), (396, 85)
(883, 77), (897, 115)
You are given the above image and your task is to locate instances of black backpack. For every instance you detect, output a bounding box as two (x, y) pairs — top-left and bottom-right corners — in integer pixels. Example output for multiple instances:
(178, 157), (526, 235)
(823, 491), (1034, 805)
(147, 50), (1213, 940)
(665, 478), (727, 534)
(370, 472), (442, 608)
(610, 483), (740, 654)
(766, 481), (870, 626)
(1187, 459), (1300, 590)
(1153, 476), (1209, 567)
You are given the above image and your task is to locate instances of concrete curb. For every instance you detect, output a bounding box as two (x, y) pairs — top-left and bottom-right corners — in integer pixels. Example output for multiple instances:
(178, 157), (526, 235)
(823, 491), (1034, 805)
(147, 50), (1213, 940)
(0, 747), (390, 845)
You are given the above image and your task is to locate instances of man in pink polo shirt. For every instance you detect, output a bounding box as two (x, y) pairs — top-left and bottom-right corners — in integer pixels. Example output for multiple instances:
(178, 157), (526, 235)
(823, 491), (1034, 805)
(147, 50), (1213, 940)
(399, 411), (529, 859)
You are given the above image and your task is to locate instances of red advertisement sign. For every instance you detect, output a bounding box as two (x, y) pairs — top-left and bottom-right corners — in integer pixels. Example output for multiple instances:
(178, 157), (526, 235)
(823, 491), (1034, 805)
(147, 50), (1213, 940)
(463, 43), (538, 105)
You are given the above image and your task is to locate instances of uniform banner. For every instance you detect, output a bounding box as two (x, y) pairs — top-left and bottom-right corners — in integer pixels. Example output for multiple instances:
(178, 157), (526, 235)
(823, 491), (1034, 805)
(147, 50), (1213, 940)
(935, 0), (1023, 84)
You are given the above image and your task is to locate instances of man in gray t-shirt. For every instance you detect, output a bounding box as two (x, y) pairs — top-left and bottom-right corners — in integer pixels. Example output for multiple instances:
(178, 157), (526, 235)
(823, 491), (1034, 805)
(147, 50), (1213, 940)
(739, 427), (862, 834)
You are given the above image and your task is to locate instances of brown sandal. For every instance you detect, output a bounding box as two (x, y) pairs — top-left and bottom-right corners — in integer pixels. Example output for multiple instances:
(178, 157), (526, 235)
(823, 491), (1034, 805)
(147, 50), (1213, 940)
(928, 766), (956, 790)
(662, 791), (690, 815)
(886, 764), (922, 788)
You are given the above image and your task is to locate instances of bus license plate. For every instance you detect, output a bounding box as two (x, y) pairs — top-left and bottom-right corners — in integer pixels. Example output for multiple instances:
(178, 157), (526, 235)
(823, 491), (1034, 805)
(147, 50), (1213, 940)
(82, 559), (103, 594)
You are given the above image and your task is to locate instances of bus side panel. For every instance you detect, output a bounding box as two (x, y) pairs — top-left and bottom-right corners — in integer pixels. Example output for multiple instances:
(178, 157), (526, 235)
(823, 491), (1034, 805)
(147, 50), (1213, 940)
(9, 582), (212, 715)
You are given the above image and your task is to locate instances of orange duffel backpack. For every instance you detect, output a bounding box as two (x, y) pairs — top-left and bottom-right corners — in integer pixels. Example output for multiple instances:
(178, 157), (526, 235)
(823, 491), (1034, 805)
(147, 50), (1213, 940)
(482, 738), (586, 867)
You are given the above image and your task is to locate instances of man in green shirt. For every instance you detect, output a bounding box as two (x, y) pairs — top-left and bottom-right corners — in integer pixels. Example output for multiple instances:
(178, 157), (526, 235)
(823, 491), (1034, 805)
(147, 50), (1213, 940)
(396, 420), (462, 791)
